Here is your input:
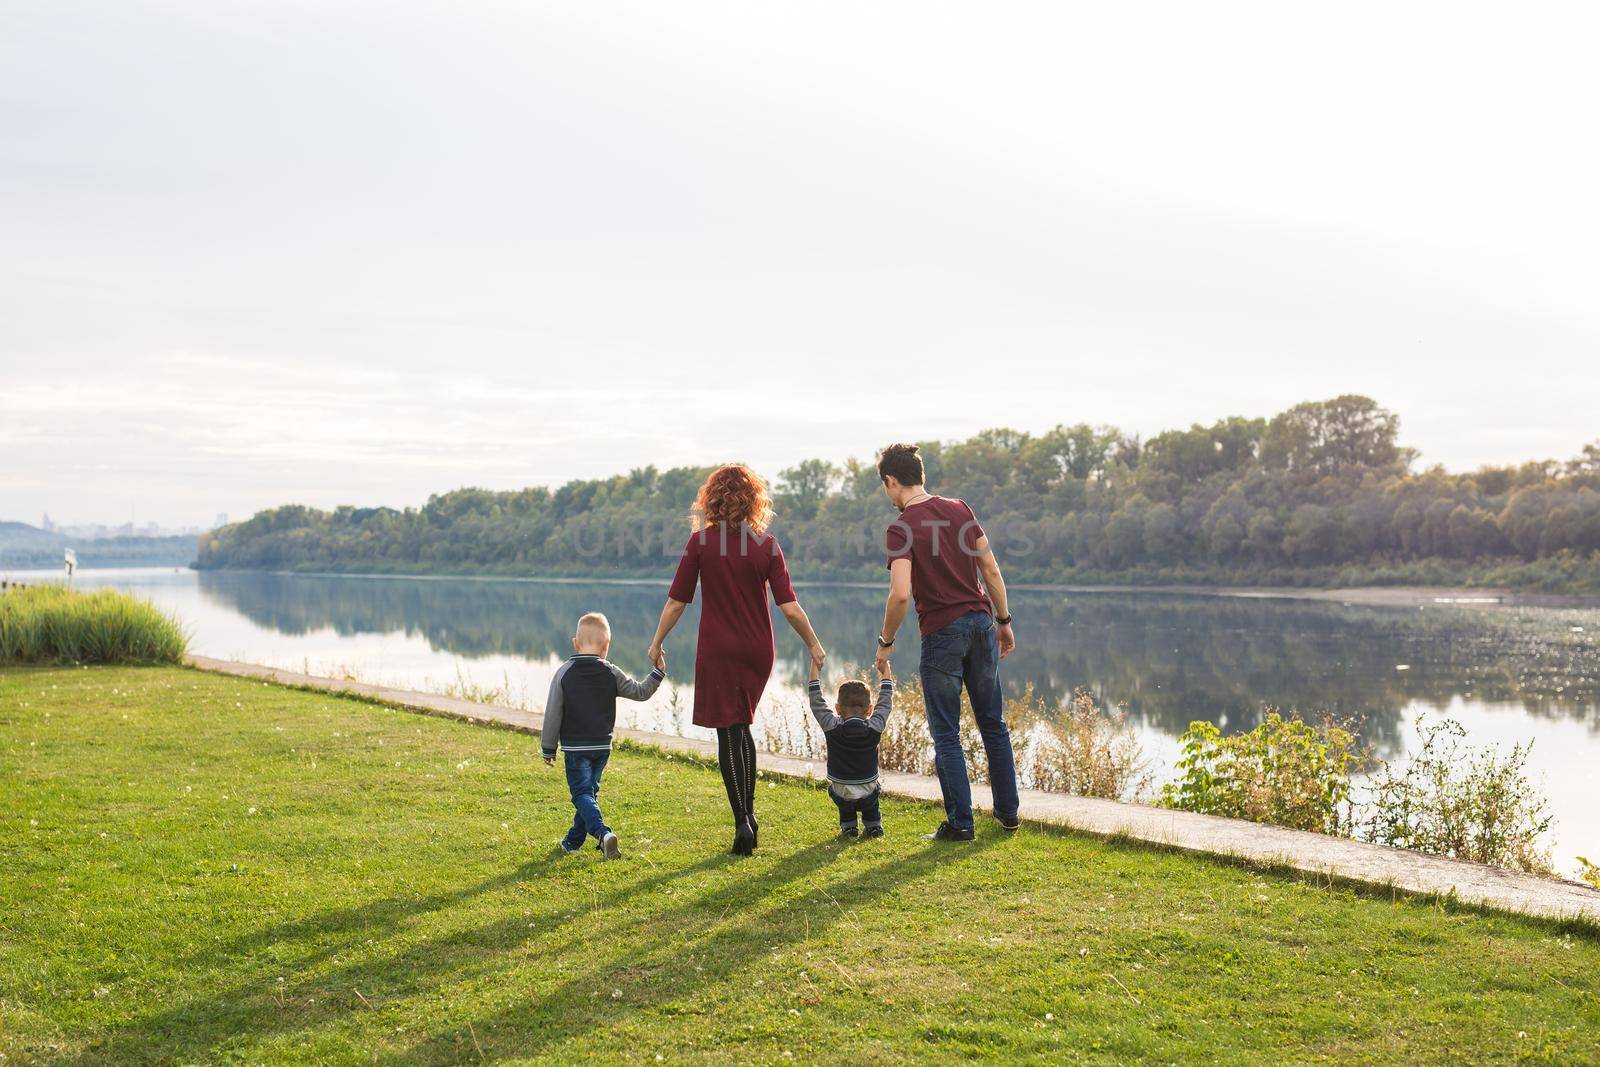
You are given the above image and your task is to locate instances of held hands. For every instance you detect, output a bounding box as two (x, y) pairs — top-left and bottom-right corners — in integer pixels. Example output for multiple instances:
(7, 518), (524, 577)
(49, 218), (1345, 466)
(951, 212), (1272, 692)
(648, 643), (666, 670)
(543, 756), (555, 767)
(808, 643), (826, 676)
(874, 644), (892, 677)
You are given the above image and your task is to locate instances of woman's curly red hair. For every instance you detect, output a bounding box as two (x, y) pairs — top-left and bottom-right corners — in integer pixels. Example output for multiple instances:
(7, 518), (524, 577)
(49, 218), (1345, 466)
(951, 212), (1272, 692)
(692, 464), (774, 534)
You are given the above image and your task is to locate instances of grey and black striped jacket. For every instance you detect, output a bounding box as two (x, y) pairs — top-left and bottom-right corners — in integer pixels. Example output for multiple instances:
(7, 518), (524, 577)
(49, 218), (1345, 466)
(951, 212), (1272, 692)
(541, 654), (665, 759)
(808, 678), (895, 798)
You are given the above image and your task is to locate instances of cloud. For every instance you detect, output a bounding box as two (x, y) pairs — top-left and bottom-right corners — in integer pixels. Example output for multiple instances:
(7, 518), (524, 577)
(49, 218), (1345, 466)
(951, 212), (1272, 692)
(3, 2), (1598, 524)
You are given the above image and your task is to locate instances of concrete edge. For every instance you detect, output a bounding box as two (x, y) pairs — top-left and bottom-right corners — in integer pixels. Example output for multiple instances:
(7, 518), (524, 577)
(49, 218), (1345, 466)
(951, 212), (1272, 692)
(185, 654), (1600, 929)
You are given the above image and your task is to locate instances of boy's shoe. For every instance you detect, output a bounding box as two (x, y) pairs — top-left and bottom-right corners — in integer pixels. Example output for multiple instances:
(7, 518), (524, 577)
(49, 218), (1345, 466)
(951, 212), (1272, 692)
(601, 832), (621, 860)
(839, 826), (860, 838)
(924, 821), (976, 842)
(994, 812), (1021, 832)
(560, 839), (583, 854)
(862, 826), (884, 839)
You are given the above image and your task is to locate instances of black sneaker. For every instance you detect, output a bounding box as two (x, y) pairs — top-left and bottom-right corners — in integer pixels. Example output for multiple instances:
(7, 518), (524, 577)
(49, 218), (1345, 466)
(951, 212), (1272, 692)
(839, 826), (860, 838)
(862, 826), (884, 839)
(994, 812), (1021, 832)
(924, 821), (975, 842)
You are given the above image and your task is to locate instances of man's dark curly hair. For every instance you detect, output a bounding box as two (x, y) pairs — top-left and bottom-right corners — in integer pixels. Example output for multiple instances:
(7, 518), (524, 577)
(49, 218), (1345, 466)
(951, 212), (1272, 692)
(875, 442), (924, 486)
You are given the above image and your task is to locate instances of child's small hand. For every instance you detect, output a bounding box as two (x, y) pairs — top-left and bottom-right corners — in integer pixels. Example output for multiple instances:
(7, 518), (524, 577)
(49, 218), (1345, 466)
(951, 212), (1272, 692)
(543, 756), (555, 767)
(649, 644), (667, 671)
(878, 657), (894, 680)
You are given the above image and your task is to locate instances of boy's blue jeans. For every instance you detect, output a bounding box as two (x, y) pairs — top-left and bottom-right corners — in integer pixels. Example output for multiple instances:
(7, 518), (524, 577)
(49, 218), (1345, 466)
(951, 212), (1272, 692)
(919, 610), (1020, 832)
(830, 785), (882, 830)
(561, 750), (611, 848)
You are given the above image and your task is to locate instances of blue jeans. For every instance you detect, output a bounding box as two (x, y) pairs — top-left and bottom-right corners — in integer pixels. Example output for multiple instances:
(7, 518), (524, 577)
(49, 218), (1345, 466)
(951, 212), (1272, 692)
(562, 750), (611, 848)
(919, 610), (1019, 831)
(830, 785), (882, 830)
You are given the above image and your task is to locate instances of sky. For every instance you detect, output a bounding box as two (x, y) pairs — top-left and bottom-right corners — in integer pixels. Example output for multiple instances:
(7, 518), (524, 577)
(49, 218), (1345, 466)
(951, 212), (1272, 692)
(3, 2), (1598, 528)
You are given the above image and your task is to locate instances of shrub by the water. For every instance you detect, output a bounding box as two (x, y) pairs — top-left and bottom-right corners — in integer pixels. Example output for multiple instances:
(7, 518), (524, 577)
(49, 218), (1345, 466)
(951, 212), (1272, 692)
(767, 675), (1563, 877)
(1578, 857), (1600, 889)
(1364, 717), (1554, 874)
(0, 584), (188, 665)
(1159, 713), (1362, 835)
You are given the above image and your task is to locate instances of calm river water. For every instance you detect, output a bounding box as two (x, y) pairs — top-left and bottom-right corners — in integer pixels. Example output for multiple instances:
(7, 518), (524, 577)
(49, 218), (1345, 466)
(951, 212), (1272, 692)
(16, 568), (1600, 871)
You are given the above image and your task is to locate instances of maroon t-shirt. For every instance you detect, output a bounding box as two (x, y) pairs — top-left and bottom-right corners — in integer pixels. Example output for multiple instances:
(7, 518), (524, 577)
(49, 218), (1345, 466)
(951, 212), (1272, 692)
(886, 496), (992, 638)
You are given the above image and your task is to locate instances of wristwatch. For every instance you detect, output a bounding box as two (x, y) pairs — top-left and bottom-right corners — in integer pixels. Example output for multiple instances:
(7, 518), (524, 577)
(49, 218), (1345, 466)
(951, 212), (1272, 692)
(995, 614), (1013, 625)
(877, 634), (895, 648)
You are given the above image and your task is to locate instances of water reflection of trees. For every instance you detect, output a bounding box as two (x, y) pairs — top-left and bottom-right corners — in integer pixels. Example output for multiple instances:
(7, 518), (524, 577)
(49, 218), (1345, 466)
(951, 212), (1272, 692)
(198, 574), (1600, 757)
(197, 573), (684, 672)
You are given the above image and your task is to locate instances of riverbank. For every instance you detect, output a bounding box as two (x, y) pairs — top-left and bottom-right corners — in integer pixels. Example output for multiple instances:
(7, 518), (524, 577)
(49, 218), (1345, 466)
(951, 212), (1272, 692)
(187, 655), (1600, 925)
(5, 665), (1598, 1063)
(13, 568), (1600, 872)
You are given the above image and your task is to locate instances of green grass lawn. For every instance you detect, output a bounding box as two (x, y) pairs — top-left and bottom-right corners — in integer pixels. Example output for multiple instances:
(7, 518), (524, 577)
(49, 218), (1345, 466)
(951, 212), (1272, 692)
(2, 667), (1597, 1065)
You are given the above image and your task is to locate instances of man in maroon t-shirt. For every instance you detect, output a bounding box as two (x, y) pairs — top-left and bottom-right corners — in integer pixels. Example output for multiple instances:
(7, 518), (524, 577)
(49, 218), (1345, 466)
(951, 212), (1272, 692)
(873, 443), (1020, 841)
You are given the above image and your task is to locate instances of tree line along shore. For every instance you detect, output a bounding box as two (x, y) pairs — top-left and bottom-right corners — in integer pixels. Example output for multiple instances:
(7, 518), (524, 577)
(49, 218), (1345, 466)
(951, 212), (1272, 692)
(194, 396), (1600, 593)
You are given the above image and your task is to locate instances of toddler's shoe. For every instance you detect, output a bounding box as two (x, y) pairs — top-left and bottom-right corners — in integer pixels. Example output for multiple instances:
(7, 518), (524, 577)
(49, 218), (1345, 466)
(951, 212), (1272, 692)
(601, 831), (622, 860)
(839, 825), (860, 838)
(862, 826), (884, 839)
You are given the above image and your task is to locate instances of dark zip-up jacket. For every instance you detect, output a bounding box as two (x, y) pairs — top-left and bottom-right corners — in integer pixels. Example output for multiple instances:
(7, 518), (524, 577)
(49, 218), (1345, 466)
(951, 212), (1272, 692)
(541, 654), (665, 759)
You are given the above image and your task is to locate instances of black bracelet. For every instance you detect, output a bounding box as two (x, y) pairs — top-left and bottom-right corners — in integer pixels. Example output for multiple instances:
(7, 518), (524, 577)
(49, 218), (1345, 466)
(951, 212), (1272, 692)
(877, 635), (895, 648)
(995, 614), (1012, 625)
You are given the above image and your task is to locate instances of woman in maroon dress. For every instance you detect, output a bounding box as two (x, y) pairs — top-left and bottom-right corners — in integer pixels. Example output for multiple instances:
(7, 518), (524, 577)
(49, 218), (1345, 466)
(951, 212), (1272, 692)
(647, 465), (826, 855)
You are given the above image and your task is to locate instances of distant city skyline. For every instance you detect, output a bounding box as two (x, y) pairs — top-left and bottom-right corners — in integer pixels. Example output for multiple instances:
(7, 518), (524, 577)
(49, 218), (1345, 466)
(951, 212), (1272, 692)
(4, 3), (1597, 529)
(32, 513), (219, 540)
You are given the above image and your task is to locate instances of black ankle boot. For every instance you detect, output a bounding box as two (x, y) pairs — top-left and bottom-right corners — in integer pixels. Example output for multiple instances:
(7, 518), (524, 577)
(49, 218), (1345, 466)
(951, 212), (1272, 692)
(730, 820), (755, 856)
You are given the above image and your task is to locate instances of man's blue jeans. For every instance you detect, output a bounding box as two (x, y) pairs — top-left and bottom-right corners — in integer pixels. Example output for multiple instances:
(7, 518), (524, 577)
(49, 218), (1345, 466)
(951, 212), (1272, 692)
(919, 610), (1020, 831)
(562, 750), (611, 848)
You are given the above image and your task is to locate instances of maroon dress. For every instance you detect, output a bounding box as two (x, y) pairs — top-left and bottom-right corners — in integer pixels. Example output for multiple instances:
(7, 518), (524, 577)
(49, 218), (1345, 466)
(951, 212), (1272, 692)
(668, 524), (797, 729)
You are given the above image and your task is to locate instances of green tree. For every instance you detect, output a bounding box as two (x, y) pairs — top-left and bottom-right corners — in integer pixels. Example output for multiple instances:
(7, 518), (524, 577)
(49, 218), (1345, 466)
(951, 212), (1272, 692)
(777, 459), (838, 521)
(1261, 395), (1404, 475)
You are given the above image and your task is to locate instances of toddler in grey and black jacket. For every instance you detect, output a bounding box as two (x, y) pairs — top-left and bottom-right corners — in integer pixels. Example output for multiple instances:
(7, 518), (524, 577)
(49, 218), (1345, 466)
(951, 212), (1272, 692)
(807, 659), (895, 837)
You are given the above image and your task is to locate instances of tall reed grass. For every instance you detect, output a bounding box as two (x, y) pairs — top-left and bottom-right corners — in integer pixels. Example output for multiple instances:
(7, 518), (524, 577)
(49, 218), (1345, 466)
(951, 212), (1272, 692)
(761, 670), (1151, 802)
(0, 584), (188, 665)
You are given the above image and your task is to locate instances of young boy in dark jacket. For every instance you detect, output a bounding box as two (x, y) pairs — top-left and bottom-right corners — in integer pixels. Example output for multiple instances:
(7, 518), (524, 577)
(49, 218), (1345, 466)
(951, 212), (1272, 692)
(807, 659), (895, 837)
(542, 612), (664, 859)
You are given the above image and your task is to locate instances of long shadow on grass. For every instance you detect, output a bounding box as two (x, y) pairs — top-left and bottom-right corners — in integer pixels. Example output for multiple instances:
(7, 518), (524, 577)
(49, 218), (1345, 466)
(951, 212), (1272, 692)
(69, 846), (741, 1064)
(181, 841), (730, 979)
(69, 836), (877, 1063)
(401, 832), (1002, 1062)
(179, 856), (555, 973)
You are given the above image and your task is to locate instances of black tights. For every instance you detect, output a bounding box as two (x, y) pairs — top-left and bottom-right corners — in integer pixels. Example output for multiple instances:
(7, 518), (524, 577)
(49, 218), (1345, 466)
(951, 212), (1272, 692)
(716, 725), (757, 826)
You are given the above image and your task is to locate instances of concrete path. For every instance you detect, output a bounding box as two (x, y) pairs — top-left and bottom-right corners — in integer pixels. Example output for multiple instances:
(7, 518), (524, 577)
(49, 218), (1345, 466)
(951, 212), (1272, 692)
(189, 654), (1600, 927)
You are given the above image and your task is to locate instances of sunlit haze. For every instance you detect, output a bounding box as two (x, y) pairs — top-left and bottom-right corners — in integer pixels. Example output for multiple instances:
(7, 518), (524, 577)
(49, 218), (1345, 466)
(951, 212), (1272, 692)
(4, 2), (1598, 527)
